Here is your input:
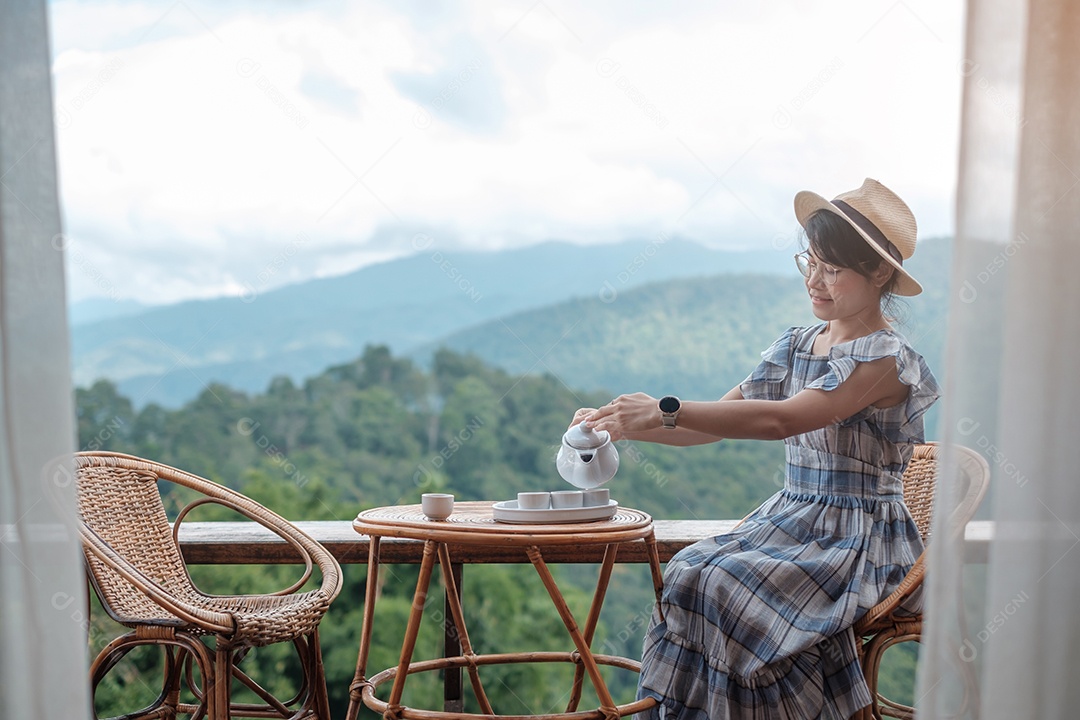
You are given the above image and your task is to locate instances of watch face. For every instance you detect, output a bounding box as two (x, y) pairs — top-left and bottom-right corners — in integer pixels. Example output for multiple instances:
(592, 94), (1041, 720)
(659, 396), (680, 413)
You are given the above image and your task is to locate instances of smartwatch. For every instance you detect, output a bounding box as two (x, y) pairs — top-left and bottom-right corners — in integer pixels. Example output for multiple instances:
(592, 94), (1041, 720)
(659, 395), (681, 429)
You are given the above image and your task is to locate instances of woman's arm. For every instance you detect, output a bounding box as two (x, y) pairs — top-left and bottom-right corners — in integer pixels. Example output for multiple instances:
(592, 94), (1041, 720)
(587, 357), (907, 442)
(571, 386), (744, 446)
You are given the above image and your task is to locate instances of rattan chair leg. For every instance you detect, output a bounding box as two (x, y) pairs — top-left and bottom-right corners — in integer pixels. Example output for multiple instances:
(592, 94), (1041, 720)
(229, 658), (295, 715)
(197, 634), (330, 719)
(212, 643), (232, 720)
(862, 629), (921, 720)
(90, 631), (217, 720)
(309, 628), (333, 720)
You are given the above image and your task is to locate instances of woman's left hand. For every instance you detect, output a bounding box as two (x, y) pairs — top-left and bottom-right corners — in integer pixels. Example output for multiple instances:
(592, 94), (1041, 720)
(568, 407), (596, 429)
(586, 392), (661, 441)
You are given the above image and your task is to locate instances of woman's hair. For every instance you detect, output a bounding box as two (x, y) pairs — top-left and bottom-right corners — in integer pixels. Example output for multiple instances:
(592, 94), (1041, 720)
(804, 209), (904, 318)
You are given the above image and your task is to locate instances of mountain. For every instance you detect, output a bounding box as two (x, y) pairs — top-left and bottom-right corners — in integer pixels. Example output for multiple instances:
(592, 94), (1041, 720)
(71, 238), (795, 407)
(417, 274), (816, 401)
(72, 236), (952, 410)
(69, 297), (149, 326)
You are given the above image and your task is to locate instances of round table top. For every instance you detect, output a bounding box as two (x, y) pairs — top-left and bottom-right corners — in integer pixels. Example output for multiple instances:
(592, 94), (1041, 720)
(353, 501), (654, 547)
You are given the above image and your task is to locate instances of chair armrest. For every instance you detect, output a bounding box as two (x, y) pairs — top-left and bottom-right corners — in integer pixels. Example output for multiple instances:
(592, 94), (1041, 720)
(173, 495), (342, 601)
(854, 554), (925, 634)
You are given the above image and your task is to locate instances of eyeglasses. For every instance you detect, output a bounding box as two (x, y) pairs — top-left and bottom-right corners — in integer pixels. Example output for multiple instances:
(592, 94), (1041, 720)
(794, 251), (842, 285)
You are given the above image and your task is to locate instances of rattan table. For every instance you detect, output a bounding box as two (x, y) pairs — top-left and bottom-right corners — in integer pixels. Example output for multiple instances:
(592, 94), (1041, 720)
(345, 501), (665, 720)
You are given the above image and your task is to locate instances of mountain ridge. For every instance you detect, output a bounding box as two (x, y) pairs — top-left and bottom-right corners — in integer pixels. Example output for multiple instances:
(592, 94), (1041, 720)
(72, 236), (951, 410)
(71, 237), (799, 407)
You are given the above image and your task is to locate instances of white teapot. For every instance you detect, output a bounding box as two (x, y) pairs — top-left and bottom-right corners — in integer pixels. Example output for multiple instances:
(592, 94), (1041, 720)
(556, 423), (620, 489)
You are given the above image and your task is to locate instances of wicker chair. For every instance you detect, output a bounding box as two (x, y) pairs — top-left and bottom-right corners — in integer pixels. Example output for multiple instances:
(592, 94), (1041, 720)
(71, 451), (343, 720)
(853, 442), (990, 719)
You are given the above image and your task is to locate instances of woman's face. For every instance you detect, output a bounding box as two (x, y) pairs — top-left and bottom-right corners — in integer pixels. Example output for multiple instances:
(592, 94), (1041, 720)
(801, 249), (887, 323)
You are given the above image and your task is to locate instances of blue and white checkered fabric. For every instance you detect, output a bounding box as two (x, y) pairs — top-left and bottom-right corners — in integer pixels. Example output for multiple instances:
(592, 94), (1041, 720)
(636, 324), (941, 720)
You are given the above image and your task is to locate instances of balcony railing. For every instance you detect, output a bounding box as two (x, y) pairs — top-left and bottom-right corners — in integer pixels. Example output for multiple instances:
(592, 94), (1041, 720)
(176, 518), (993, 566)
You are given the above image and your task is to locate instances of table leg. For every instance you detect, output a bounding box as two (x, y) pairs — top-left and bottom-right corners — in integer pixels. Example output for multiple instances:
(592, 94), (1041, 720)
(436, 543), (496, 715)
(385, 539), (440, 712)
(525, 545), (618, 713)
(645, 531), (665, 622)
(566, 543), (619, 712)
(346, 536), (381, 720)
(443, 560), (463, 713)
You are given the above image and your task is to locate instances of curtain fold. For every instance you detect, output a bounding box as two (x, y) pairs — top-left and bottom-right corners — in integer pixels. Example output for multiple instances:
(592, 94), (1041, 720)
(0, 1), (90, 717)
(919, 0), (1080, 717)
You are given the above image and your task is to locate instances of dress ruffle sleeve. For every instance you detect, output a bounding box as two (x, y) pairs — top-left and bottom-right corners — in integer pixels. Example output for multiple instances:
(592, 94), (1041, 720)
(804, 330), (941, 444)
(739, 326), (941, 444)
(739, 326), (799, 401)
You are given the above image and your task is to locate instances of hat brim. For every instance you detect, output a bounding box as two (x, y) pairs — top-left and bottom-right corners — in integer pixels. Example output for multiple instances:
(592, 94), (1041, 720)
(794, 190), (922, 296)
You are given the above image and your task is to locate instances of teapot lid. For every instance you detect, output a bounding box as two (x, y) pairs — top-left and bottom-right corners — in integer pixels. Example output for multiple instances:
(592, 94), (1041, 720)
(563, 423), (609, 450)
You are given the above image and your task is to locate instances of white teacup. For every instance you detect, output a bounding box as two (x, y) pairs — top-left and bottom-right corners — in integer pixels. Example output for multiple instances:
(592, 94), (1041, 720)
(421, 493), (454, 520)
(582, 488), (610, 507)
(517, 491), (551, 510)
(550, 490), (583, 509)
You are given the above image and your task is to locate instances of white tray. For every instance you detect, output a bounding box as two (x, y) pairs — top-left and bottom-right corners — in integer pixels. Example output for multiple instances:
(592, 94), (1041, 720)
(491, 499), (618, 524)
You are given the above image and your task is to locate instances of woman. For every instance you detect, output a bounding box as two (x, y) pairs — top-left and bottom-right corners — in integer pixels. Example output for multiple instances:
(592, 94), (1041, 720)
(575, 179), (940, 719)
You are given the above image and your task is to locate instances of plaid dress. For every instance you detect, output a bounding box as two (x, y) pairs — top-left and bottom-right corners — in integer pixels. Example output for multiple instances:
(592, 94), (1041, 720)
(636, 324), (940, 720)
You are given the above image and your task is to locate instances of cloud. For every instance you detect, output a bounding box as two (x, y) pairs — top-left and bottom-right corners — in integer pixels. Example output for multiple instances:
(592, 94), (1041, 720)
(298, 67), (363, 117)
(391, 36), (507, 135)
(49, 0), (964, 305)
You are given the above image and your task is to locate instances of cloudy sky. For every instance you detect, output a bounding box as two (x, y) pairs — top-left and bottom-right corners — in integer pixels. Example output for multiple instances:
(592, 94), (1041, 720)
(49, 0), (965, 306)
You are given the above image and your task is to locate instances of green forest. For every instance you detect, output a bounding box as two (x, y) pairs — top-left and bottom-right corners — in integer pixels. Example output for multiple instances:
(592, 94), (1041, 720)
(76, 344), (917, 717)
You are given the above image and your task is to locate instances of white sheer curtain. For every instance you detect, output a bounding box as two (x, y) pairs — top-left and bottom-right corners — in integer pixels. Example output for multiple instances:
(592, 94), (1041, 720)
(0, 1), (90, 716)
(919, 0), (1080, 717)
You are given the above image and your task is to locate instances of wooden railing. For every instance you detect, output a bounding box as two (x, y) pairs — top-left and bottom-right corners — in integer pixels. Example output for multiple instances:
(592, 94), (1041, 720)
(177, 519), (993, 565)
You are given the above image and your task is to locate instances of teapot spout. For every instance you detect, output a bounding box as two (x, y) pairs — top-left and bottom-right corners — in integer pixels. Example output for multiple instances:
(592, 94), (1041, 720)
(573, 461), (601, 489)
(557, 450), (617, 488)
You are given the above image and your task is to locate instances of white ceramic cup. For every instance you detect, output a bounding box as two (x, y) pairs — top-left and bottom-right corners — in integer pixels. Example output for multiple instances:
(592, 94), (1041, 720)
(517, 491), (551, 510)
(550, 490), (584, 509)
(582, 488), (610, 507)
(421, 493), (454, 520)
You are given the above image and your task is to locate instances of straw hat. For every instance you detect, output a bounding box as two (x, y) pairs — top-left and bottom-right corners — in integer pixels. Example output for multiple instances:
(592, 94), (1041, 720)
(794, 178), (922, 296)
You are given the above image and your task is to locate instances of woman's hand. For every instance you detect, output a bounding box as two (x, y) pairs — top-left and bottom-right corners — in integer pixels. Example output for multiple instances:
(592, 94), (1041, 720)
(568, 407), (596, 429)
(584, 392), (661, 441)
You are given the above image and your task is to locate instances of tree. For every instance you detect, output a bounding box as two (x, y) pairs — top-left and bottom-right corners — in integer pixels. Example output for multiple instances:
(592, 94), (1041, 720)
(434, 375), (507, 500)
(75, 379), (135, 451)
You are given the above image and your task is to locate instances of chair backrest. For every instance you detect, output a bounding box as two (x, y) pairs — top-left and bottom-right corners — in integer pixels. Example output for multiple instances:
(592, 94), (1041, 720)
(902, 442), (991, 545)
(900, 444), (939, 542)
(74, 453), (199, 626)
(854, 442), (991, 634)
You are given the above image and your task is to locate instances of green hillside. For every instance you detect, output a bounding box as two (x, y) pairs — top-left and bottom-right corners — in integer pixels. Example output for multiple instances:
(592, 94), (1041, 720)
(423, 274), (816, 401)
